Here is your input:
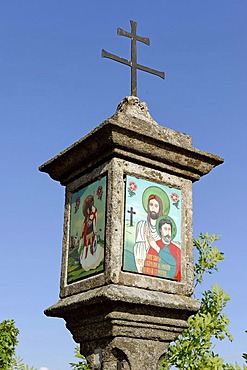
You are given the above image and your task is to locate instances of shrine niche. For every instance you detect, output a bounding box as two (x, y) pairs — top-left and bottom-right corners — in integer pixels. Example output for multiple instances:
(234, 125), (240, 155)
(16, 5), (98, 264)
(67, 176), (107, 283)
(123, 175), (182, 280)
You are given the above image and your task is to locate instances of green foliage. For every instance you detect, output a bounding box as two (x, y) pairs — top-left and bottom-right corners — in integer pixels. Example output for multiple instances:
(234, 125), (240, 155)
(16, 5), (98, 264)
(0, 319), (19, 369)
(194, 232), (224, 287)
(1, 233), (246, 370)
(0, 319), (37, 370)
(10, 356), (37, 370)
(243, 331), (247, 364)
(70, 346), (90, 370)
(162, 233), (247, 370)
(8, 357), (37, 370)
(161, 285), (234, 369)
(200, 284), (233, 342)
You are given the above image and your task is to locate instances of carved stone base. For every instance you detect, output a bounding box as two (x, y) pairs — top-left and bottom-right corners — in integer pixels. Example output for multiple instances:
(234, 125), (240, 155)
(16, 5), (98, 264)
(83, 337), (168, 370)
(45, 285), (200, 370)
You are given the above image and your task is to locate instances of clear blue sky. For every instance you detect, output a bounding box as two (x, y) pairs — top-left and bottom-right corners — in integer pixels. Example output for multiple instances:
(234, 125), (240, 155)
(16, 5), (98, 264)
(0, 1), (246, 369)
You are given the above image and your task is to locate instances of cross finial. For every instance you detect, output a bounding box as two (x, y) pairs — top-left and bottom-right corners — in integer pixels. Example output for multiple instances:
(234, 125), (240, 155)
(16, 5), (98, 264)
(102, 20), (165, 96)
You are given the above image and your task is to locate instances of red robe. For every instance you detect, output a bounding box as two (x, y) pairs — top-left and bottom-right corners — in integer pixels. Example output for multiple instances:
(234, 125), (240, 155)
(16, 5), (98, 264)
(82, 209), (97, 247)
(143, 239), (181, 281)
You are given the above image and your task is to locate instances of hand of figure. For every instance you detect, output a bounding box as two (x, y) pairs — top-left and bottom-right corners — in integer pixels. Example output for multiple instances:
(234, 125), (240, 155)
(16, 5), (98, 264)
(146, 233), (160, 253)
(144, 226), (150, 250)
(144, 226), (159, 252)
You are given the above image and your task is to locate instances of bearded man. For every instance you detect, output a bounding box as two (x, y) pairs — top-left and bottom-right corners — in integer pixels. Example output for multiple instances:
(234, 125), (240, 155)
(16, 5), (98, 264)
(133, 194), (163, 273)
(143, 218), (181, 280)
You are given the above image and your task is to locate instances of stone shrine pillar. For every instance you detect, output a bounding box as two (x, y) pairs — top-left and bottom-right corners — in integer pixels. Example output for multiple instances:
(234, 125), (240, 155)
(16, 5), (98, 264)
(39, 96), (223, 370)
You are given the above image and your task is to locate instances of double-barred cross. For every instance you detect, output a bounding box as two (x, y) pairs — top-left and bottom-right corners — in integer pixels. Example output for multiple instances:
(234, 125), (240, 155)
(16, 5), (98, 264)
(102, 20), (165, 97)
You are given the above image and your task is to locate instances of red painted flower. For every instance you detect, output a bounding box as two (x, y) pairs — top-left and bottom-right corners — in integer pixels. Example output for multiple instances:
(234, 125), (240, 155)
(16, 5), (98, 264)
(96, 185), (103, 200)
(170, 193), (179, 203)
(129, 181), (137, 192)
(74, 197), (81, 213)
(76, 197), (80, 208)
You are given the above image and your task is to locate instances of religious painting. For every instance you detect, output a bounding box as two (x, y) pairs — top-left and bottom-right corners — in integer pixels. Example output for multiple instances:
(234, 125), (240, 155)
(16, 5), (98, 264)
(67, 176), (107, 284)
(123, 175), (182, 281)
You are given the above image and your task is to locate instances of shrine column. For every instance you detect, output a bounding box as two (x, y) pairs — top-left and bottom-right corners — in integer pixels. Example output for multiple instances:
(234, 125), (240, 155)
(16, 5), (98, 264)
(40, 96), (223, 370)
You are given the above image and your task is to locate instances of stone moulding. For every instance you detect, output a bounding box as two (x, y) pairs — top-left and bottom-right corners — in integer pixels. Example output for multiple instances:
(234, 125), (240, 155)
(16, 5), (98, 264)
(45, 284), (200, 315)
(45, 284), (200, 370)
(39, 97), (224, 186)
(40, 96), (224, 370)
(58, 158), (194, 299)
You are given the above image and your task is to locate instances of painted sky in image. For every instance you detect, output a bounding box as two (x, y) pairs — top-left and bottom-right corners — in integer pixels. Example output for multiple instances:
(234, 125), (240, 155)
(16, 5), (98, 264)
(0, 1), (246, 369)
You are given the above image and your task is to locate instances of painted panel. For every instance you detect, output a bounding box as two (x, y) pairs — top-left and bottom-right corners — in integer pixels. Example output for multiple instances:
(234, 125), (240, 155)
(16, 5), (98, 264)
(123, 175), (181, 281)
(67, 176), (107, 283)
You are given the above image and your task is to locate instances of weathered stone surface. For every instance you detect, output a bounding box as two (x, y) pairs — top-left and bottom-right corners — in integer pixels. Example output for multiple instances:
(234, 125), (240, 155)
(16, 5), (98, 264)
(58, 158), (194, 299)
(39, 97), (223, 185)
(41, 97), (223, 370)
(45, 284), (200, 370)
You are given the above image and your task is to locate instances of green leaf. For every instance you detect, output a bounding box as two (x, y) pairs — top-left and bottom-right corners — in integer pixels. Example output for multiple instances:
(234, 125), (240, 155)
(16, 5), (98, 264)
(162, 233), (246, 370)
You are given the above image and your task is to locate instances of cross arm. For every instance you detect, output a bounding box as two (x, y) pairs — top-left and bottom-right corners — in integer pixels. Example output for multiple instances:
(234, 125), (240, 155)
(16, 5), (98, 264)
(102, 20), (165, 96)
(117, 27), (150, 46)
(102, 49), (131, 67)
(102, 49), (165, 80)
(137, 63), (165, 79)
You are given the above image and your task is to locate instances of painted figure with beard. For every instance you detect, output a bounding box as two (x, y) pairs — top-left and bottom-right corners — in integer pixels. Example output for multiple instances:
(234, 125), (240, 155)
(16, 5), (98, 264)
(133, 194), (163, 273)
(143, 218), (181, 280)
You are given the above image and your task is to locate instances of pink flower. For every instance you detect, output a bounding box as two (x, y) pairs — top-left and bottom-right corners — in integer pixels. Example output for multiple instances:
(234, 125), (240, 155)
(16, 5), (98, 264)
(170, 193), (179, 203)
(76, 197), (80, 208)
(96, 185), (103, 200)
(96, 186), (103, 198)
(74, 197), (81, 213)
(129, 181), (137, 192)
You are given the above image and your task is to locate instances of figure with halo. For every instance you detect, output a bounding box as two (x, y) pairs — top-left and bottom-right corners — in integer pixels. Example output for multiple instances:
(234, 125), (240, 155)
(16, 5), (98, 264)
(133, 186), (181, 280)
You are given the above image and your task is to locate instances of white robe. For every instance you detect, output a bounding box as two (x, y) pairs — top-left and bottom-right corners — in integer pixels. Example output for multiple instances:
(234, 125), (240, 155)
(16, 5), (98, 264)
(79, 238), (104, 272)
(133, 220), (160, 273)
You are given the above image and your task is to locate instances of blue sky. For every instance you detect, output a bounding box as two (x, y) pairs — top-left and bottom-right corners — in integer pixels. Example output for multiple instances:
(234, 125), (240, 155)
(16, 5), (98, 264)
(0, 1), (246, 369)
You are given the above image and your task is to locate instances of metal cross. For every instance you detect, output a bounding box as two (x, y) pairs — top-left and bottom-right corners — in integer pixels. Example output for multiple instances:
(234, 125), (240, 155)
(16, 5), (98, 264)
(102, 20), (165, 96)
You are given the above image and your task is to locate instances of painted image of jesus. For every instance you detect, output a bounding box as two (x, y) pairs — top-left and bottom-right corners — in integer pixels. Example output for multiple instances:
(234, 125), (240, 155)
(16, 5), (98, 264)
(123, 176), (182, 281)
(133, 186), (170, 273)
(134, 194), (162, 273)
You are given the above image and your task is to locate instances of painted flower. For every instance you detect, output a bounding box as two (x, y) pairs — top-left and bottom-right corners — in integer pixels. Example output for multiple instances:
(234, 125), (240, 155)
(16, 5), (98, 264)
(170, 193), (180, 209)
(74, 197), (80, 213)
(129, 181), (137, 191)
(128, 181), (137, 197)
(96, 185), (103, 200)
(170, 193), (179, 203)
